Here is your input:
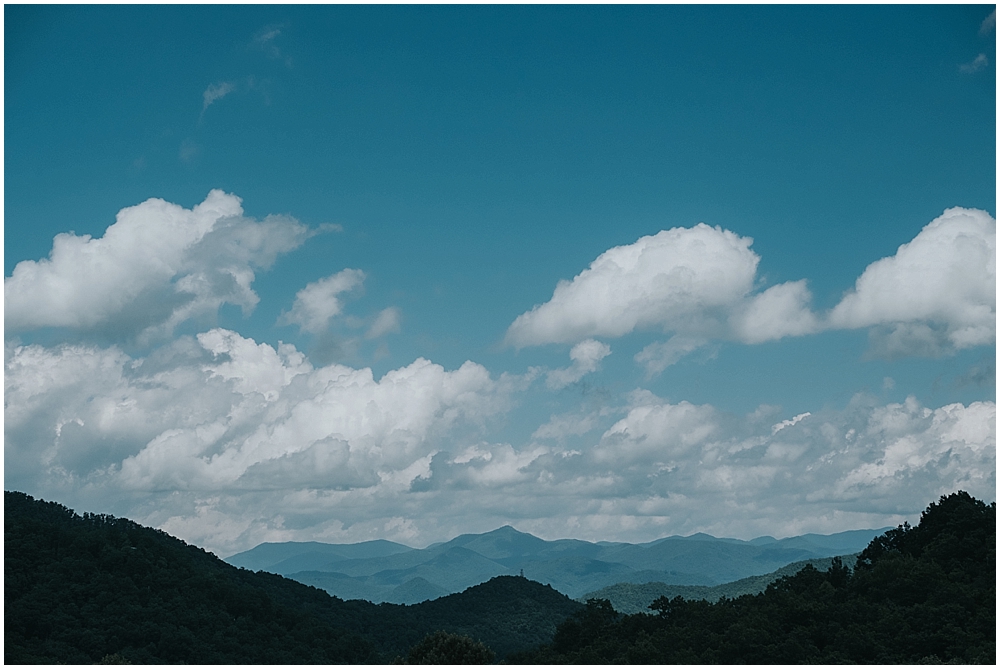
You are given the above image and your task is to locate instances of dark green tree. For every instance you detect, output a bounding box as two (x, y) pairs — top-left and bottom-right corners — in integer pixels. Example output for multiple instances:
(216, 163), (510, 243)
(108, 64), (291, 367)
(515, 491), (996, 665)
(406, 631), (495, 664)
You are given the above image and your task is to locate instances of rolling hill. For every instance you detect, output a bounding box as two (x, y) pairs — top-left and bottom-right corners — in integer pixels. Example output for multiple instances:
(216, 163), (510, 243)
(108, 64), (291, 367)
(226, 523), (886, 603)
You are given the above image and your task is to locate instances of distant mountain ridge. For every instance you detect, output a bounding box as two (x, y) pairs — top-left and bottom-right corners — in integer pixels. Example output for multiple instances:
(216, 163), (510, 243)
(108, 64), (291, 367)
(580, 554), (861, 614)
(225, 525), (887, 603)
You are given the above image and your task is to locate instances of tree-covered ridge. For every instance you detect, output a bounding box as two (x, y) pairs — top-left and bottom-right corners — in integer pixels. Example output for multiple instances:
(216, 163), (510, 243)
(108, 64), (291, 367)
(580, 554), (859, 614)
(512, 491), (996, 664)
(4, 491), (582, 664)
(5, 491), (379, 664)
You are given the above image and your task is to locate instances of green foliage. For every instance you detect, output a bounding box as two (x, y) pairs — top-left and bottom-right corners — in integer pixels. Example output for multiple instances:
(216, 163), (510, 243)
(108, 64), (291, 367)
(96, 653), (131, 664)
(351, 574), (583, 659)
(406, 631), (495, 664)
(4, 491), (380, 664)
(515, 492), (996, 665)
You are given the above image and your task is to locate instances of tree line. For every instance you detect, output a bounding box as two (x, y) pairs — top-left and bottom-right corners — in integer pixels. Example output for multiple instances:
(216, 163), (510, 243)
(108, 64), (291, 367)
(512, 491), (995, 664)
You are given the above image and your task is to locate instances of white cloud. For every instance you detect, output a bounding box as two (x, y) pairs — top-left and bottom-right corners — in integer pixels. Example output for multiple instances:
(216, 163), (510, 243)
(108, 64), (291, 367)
(595, 399), (720, 465)
(255, 28), (281, 45)
(830, 398), (995, 501)
(562, 392), (995, 541)
(771, 412), (810, 435)
(114, 330), (509, 491)
(729, 279), (820, 344)
(5, 192), (995, 556)
(531, 410), (601, 441)
(280, 269), (366, 334)
(546, 339), (611, 389)
(6, 327), (993, 553)
(959, 53), (989, 74)
(366, 306), (402, 339)
(4, 191), (312, 342)
(5, 330), (524, 548)
(202, 82), (236, 112)
(506, 224), (761, 347)
(506, 224), (824, 374)
(634, 336), (709, 377)
(508, 208), (994, 369)
(828, 207), (995, 356)
(414, 443), (550, 491)
(253, 24), (292, 66)
(980, 10), (995, 36)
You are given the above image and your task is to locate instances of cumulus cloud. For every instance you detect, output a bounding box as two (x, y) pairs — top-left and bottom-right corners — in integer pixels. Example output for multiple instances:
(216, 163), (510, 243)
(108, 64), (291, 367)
(5, 192), (995, 555)
(830, 398), (995, 502)
(449, 393), (991, 548)
(506, 224), (762, 348)
(565, 391), (995, 540)
(5, 325), (993, 553)
(510, 208), (993, 369)
(4, 330), (521, 538)
(828, 207), (995, 356)
(595, 398), (720, 465)
(4, 191), (313, 343)
(730, 279), (820, 344)
(121, 332), (508, 490)
(279, 269), (366, 334)
(505, 223), (821, 373)
(546, 339), (611, 389)
(959, 53), (989, 74)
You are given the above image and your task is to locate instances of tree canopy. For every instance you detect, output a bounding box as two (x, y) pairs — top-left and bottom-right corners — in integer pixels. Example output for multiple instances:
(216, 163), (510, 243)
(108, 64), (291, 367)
(511, 491), (995, 664)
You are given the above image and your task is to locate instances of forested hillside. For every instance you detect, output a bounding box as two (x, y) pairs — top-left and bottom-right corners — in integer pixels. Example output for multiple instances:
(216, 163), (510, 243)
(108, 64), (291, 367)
(4, 491), (580, 664)
(5, 491), (377, 664)
(513, 492), (996, 664)
(581, 554), (859, 614)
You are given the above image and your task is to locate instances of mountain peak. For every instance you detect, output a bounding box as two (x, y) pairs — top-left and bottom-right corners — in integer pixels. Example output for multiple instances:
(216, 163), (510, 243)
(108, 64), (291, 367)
(488, 524), (529, 536)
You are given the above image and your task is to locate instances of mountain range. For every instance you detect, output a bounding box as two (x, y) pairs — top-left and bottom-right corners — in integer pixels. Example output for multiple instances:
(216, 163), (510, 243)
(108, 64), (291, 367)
(225, 525), (886, 604)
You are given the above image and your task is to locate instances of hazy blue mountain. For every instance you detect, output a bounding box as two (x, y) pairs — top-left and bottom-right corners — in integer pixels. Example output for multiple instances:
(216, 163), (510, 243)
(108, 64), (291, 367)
(771, 529), (892, 554)
(289, 570), (394, 602)
(581, 554), (861, 614)
(226, 539), (412, 572)
(593, 537), (813, 584)
(225, 525), (886, 603)
(387, 577), (449, 605)
(370, 545), (513, 592)
(520, 557), (710, 598)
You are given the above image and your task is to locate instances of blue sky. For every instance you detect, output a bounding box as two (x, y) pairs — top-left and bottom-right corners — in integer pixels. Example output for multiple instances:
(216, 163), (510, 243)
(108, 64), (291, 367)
(5, 5), (995, 555)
